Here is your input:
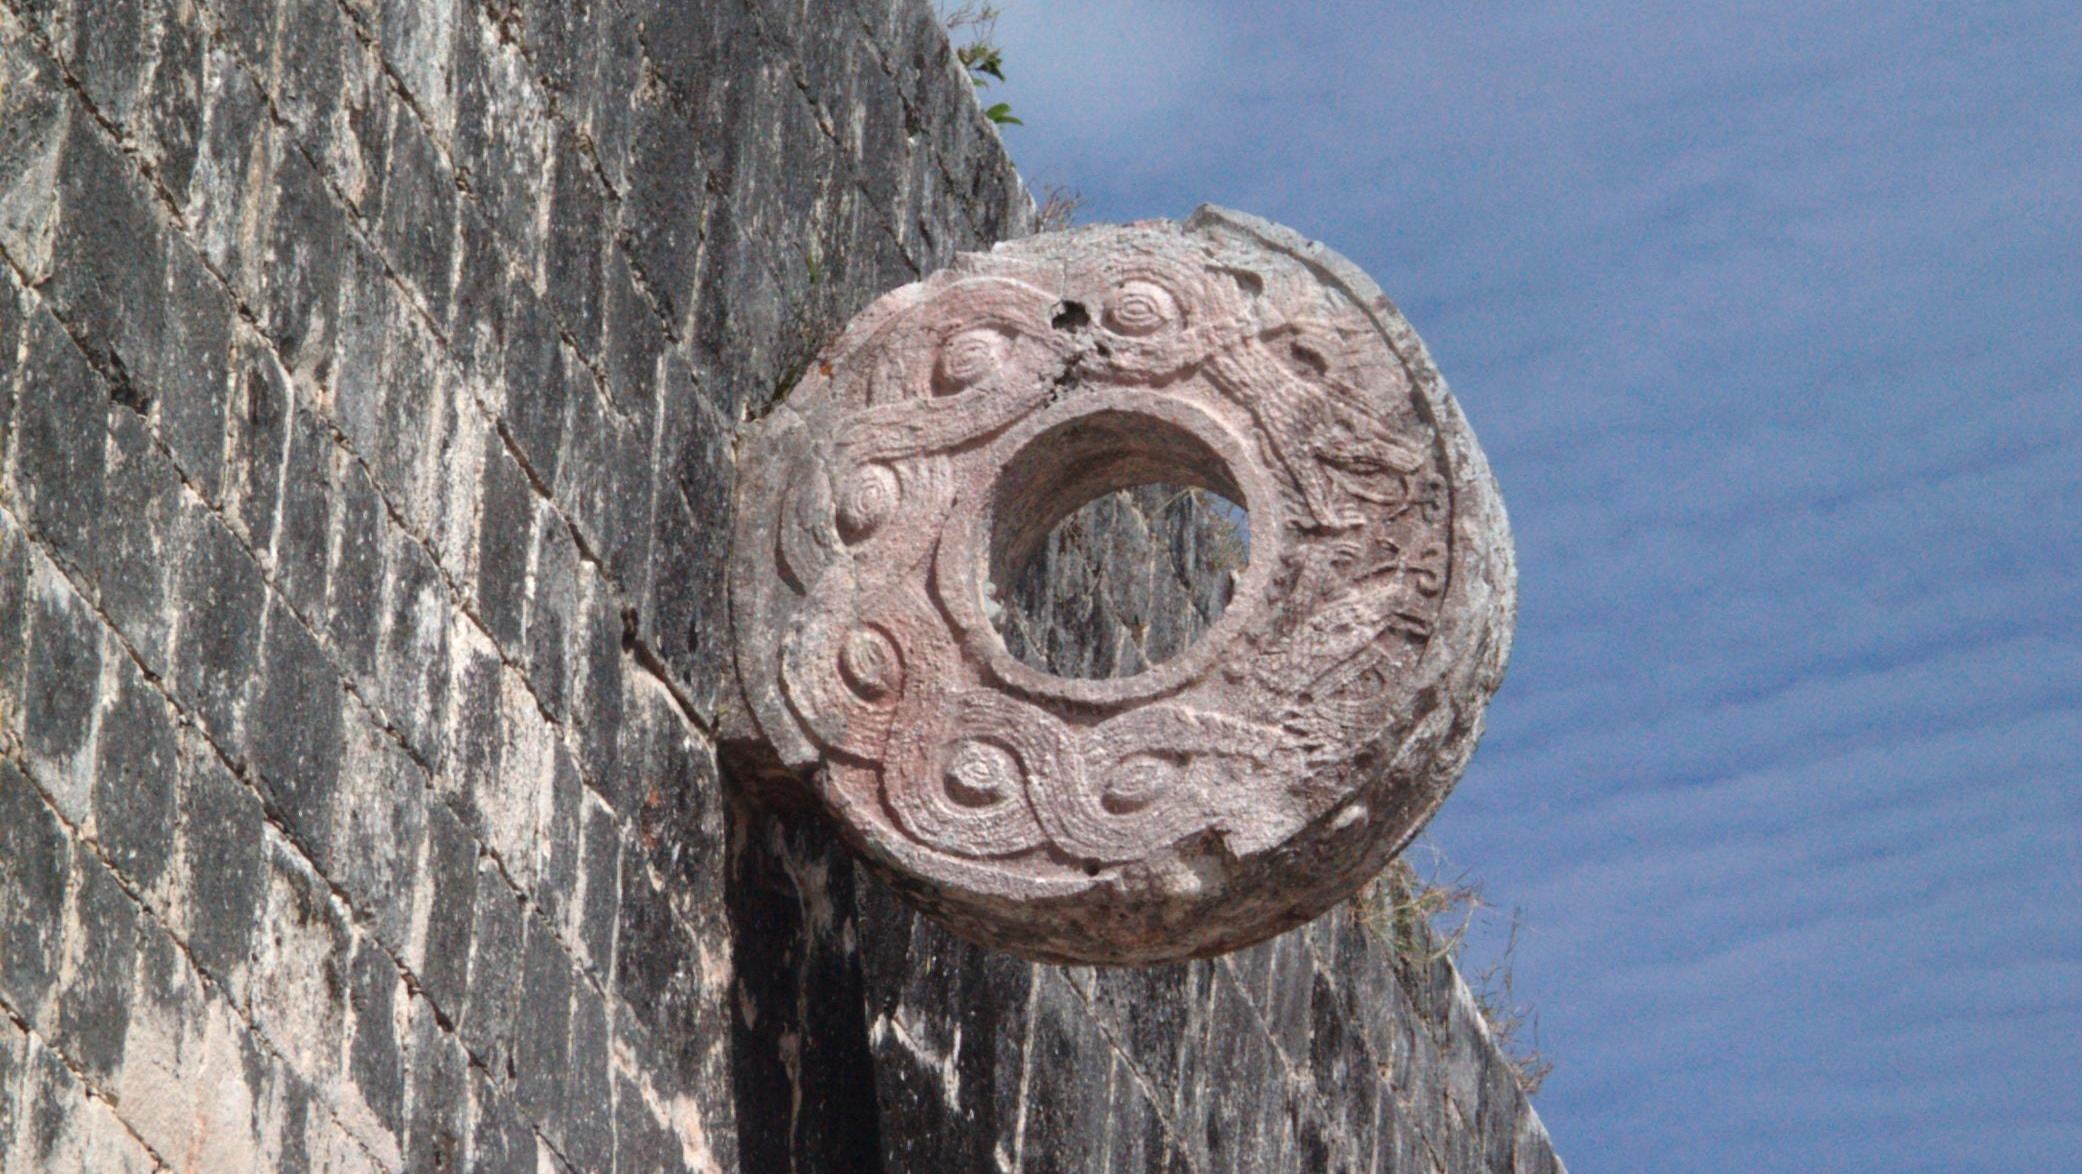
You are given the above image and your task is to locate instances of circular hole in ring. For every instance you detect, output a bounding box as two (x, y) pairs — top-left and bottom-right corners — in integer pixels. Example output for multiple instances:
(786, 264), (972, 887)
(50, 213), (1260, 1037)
(987, 410), (1251, 681)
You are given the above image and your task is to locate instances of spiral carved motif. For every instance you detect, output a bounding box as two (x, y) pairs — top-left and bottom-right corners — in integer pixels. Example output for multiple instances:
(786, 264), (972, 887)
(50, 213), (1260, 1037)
(725, 207), (1516, 963)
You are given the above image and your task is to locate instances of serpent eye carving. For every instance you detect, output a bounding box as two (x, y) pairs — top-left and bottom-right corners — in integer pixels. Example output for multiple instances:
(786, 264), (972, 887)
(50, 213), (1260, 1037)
(1101, 752), (1181, 815)
(935, 327), (1008, 393)
(835, 463), (899, 541)
(1105, 279), (1180, 336)
(727, 207), (1513, 964)
(837, 624), (901, 700)
(943, 740), (1021, 808)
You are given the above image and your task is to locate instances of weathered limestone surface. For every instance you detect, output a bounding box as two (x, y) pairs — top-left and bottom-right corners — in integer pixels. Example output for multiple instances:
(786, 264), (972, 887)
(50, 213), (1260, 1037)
(728, 213), (1515, 964)
(0, 0), (1560, 1168)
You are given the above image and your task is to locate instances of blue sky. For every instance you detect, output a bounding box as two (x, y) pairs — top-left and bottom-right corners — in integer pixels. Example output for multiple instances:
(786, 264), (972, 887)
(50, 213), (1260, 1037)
(982, 1), (2082, 1168)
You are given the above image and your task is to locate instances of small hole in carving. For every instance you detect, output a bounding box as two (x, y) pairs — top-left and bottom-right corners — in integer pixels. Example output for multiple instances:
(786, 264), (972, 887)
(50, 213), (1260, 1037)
(987, 412), (1249, 681)
(1050, 301), (1090, 331)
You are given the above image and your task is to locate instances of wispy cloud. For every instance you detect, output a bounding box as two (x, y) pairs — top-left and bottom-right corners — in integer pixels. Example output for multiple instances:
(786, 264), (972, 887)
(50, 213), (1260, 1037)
(995, 0), (2082, 1167)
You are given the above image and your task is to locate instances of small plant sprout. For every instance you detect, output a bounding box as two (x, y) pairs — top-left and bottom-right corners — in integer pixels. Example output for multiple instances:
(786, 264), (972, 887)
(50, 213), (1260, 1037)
(941, 3), (1021, 125)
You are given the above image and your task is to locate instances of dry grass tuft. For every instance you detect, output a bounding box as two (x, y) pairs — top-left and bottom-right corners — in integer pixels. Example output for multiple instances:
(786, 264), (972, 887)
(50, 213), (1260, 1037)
(1037, 184), (1084, 232)
(1355, 849), (1552, 1096)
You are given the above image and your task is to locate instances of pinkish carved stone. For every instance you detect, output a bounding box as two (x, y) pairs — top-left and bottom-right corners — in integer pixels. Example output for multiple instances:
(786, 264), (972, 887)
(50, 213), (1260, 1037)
(725, 206), (1515, 964)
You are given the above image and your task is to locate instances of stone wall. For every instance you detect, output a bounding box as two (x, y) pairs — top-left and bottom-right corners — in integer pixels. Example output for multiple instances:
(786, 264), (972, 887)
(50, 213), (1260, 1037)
(0, 0), (1559, 1168)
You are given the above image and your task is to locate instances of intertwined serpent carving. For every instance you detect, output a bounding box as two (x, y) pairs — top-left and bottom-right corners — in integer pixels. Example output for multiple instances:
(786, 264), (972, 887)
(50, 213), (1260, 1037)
(726, 208), (1515, 963)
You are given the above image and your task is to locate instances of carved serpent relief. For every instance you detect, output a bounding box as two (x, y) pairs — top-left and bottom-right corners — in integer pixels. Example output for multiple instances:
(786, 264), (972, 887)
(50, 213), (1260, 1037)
(726, 207), (1516, 964)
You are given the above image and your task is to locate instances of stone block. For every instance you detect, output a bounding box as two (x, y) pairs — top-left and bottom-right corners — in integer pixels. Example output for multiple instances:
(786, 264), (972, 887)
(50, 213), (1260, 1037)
(21, 561), (101, 816)
(1260, 933), (1316, 1071)
(364, 302), (450, 533)
(440, 633), (502, 821)
(1008, 970), (1119, 1174)
(845, 36), (911, 225)
(428, 373), (493, 577)
(599, 243), (668, 422)
(571, 581), (626, 791)
(1307, 967), (1384, 1151)
(178, 42), (270, 267)
(611, 840), (677, 1024)
(0, 23), (68, 276)
(90, 652), (178, 894)
(54, 847), (139, 1083)
(346, 935), (405, 1142)
(618, 97), (711, 331)
(689, 213), (787, 423)
(150, 236), (236, 501)
(249, 599), (346, 860)
(327, 457), (387, 683)
(114, 917), (205, 1156)
(546, 357), (612, 564)
(0, 276), (18, 466)
(134, 0), (208, 198)
(860, 919), (1020, 1173)
(412, 798), (478, 1016)
(497, 278), (569, 487)
(248, 841), (352, 1083)
(1182, 971), (1292, 1170)
(376, 109), (457, 322)
(9, 305), (107, 571)
(258, 145), (348, 379)
(448, 6), (550, 278)
(101, 404), (191, 671)
(0, 759), (72, 1022)
(633, 713), (723, 896)
(176, 738), (267, 992)
(564, 976), (614, 1171)
(1075, 964), (1196, 1104)
(473, 445), (532, 651)
(110, 933), (301, 1172)
(575, 791), (620, 978)
(371, 0), (458, 143)
(644, 487), (704, 712)
(271, 404), (336, 619)
(465, 659), (553, 890)
(511, 917), (573, 1129)
(4, 1028), (156, 1173)
(535, 741), (582, 931)
(401, 997), (468, 1171)
(447, 202), (509, 380)
(546, 122), (607, 358)
(44, 104), (234, 485)
(523, 510), (581, 722)
(329, 243), (392, 457)
(173, 515), (265, 747)
(614, 1067), (692, 1173)
(260, 0), (348, 144)
(594, 360), (664, 586)
(376, 532), (452, 761)
(221, 332), (291, 553)
(464, 1067), (539, 1173)
(0, 512), (29, 720)
(332, 722), (429, 955)
(459, 860), (523, 1074)
(0, 1015), (23, 1155)
(207, 0), (277, 78)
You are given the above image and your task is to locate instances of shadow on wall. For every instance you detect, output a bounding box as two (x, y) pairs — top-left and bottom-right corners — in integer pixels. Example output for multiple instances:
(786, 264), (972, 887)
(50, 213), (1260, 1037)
(725, 800), (884, 1170)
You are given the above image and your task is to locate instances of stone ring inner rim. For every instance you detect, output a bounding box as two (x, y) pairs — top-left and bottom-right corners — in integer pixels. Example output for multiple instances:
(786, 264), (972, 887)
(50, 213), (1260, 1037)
(942, 388), (1283, 709)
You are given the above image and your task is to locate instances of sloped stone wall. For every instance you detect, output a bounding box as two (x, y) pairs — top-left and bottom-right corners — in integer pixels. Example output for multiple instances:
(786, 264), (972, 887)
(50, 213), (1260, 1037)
(0, 0), (1560, 1169)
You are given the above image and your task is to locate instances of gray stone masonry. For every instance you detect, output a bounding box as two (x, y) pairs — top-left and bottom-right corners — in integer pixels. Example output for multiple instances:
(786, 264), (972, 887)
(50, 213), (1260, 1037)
(0, 0), (1560, 1168)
